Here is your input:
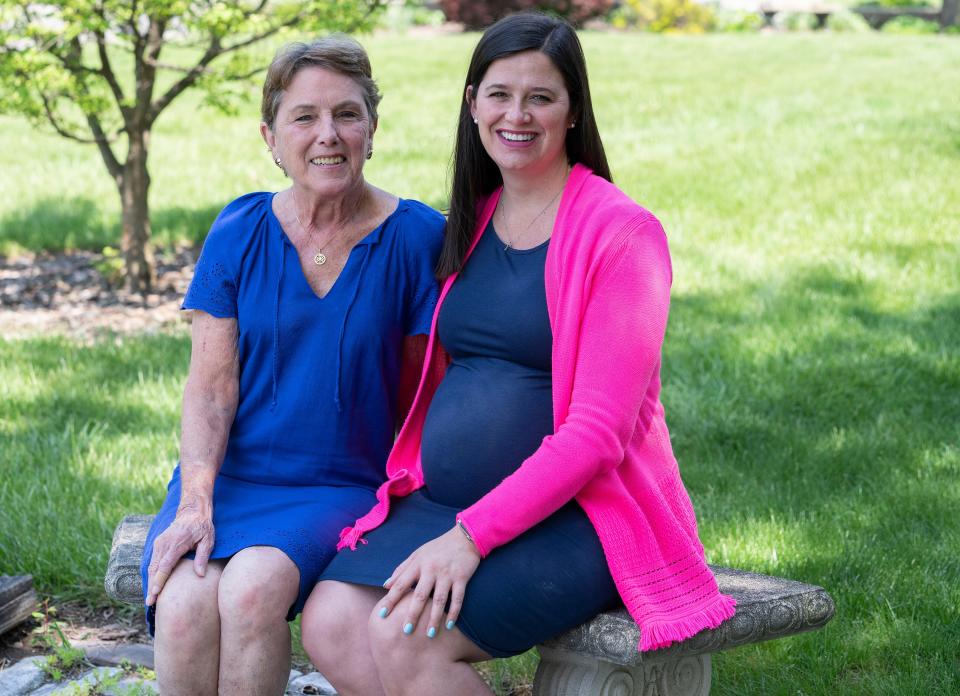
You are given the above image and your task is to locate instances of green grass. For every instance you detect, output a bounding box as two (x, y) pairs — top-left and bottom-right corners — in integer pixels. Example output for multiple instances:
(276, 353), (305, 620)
(2, 31), (959, 695)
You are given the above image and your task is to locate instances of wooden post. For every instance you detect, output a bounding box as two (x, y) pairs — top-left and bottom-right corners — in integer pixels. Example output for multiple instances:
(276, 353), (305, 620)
(0, 575), (37, 636)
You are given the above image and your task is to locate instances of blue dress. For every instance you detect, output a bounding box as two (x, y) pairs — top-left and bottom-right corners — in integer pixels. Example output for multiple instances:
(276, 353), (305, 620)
(141, 193), (444, 632)
(320, 223), (619, 657)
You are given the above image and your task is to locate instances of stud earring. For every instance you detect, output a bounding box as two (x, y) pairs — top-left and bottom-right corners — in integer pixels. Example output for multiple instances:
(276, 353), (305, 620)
(568, 122), (576, 129)
(366, 147), (373, 160)
(274, 156), (282, 168)
(473, 117), (479, 125)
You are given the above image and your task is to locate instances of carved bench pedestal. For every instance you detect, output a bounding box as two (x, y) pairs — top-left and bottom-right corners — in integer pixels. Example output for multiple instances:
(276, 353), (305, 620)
(534, 649), (710, 696)
(532, 566), (835, 696)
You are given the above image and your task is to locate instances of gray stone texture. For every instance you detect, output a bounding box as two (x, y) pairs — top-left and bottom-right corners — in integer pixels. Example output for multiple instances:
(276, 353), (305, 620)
(29, 667), (121, 695)
(104, 516), (153, 604)
(104, 676), (157, 695)
(288, 671), (337, 695)
(0, 657), (47, 696)
(540, 566), (835, 666)
(533, 650), (711, 696)
(81, 643), (154, 670)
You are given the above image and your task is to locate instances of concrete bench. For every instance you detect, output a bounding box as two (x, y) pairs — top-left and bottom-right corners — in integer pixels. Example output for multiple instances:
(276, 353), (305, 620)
(759, 1), (843, 29)
(106, 515), (835, 696)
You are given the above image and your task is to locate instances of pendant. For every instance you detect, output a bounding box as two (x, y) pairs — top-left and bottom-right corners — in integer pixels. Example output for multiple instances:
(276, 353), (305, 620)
(314, 252), (326, 266)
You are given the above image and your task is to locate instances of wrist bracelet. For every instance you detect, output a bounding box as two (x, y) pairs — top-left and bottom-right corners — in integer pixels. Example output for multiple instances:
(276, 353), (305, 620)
(456, 518), (474, 545)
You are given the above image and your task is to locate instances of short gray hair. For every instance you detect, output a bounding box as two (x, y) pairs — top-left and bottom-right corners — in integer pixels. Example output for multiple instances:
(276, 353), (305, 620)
(261, 35), (382, 130)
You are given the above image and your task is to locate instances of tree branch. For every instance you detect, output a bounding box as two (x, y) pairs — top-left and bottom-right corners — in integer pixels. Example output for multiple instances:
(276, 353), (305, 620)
(87, 113), (124, 181)
(94, 17), (128, 112)
(148, 35), (222, 122)
(39, 92), (102, 145)
(150, 1), (385, 124)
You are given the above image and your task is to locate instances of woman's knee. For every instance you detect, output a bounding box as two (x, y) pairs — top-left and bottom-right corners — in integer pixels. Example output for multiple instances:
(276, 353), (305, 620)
(217, 547), (300, 630)
(302, 581), (379, 666)
(155, 559), (221, 644)
(366, 596), (427, 678)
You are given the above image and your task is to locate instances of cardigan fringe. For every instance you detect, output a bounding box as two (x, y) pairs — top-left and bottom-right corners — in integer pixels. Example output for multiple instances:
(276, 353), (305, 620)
(637, 592), (738, 652)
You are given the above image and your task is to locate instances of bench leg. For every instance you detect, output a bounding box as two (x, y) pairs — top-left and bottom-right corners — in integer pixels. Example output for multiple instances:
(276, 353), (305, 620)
(533, 648), (711, 696)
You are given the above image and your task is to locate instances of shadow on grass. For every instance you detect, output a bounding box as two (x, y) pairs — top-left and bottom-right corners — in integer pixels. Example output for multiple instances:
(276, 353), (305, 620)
(0, 197), (223, 253)
(669, 268), (959, 531)
(666, 268), (960, 692)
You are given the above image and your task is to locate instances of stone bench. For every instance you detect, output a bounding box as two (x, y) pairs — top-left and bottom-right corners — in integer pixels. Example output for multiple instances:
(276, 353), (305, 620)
(106, 515), (835, 696)
(759, 1), (843, 29)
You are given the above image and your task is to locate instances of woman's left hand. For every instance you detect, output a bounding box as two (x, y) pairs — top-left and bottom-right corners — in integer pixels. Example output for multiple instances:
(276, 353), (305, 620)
(381, 526), (481, 636)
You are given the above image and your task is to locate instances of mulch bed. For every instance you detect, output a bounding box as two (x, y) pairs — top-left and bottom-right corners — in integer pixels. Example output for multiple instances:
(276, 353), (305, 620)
(0, 248), (197, 341)
(0, 601), (151, 671)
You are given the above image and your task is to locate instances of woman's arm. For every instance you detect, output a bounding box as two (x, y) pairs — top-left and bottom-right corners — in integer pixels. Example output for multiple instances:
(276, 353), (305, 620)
(145, 311), (240, 605)
(377, 219), (672, 634)
(459, 223), (672, 555)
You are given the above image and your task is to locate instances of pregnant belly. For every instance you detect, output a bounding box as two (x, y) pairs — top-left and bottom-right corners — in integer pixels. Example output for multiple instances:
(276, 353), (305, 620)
(420, 358), (553, 509)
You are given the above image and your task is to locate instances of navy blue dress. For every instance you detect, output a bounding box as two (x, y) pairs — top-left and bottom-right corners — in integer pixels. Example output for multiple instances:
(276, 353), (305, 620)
(320, 223), (619, 657)
(141, 193), (444, 632)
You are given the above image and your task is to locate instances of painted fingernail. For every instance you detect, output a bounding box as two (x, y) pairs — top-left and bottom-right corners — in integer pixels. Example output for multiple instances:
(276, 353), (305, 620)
(446, 619), (455, 630)
(403, 623), (414, 635)
(378, 606), (389, 618)
(427, 626), (437, 639)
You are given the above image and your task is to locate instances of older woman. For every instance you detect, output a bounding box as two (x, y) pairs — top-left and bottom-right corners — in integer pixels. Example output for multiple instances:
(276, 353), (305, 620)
(139, 37), (444, 696)
(303, 13), (735, 696)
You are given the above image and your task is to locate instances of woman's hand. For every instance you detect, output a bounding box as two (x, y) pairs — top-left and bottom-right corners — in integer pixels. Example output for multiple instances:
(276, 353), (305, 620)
(145, 494), (215, 606)
(380, 526), (481, 637)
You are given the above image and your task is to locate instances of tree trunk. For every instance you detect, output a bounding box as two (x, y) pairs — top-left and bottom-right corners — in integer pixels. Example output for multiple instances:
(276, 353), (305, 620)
(943, 0), (958, 28)
(119, 130), (155, 294)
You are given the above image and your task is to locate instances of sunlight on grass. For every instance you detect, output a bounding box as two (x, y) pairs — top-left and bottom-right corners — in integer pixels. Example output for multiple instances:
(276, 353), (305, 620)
(1, 31), (958, 696)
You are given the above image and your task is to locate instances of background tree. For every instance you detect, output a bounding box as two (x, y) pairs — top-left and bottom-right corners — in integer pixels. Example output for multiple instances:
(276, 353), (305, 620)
(0, 0), (383, 292)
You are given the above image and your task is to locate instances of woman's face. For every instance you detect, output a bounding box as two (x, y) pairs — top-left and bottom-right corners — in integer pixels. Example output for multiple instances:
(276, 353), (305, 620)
(261, 66), (374, 198)
(468, 50), (573, 180)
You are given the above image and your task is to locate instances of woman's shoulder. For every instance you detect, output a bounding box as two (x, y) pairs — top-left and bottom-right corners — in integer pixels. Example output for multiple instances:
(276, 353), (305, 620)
(193, 192), (274, 272)
(566, 168), (666, 253)
(208, 192), (274, 236)
(389, 198), (446, 252)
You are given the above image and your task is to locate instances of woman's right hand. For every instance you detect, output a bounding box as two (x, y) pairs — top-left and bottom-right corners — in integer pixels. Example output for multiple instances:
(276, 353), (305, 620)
(145, 494), (215, 606)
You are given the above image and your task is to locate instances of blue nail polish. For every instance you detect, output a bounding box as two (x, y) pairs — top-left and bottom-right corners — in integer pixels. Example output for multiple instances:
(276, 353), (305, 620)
(427, 626), (437, 639)
(403, 623), (414, 635)
(378, 606), (389, 618)
(446, 619), (455, 630)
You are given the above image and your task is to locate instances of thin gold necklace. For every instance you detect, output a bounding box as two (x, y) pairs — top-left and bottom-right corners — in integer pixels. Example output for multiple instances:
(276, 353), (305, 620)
(292, 190), (362, 266)
(497, 167), (570, 251)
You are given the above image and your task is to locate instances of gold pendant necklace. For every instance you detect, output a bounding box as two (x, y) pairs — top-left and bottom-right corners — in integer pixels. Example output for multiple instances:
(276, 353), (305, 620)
(292, 191), (338, 266)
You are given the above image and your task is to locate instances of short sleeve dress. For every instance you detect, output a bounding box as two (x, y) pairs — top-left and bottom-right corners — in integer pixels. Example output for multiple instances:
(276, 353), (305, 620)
(140, 192), (444, 633)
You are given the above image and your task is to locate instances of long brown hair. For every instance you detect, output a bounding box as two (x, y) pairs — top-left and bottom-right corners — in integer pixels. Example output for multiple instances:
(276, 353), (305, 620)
(437, 13), (611, 279)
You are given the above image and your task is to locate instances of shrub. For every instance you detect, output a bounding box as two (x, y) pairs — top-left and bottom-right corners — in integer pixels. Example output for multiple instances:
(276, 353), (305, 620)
(609, 0), (716, 33)
(380, 1), (446, 31)
(439, 0), (616, 29)
(880, 15), (941, 32)
(714, 9), (764, 32)
(871, 0), (937, 7)
(826, 9), (872, 32)
(773, 11), (819, 31)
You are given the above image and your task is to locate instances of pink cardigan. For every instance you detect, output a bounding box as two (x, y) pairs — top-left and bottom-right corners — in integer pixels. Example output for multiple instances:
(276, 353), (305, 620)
(338, 164), (736, 651)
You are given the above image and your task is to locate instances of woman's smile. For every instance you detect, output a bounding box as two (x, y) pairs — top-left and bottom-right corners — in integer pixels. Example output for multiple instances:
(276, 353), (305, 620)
(469, 50), (572, 178)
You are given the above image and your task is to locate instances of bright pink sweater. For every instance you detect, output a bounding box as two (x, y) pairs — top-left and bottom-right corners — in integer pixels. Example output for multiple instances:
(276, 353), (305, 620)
(338, 164), (736, 651)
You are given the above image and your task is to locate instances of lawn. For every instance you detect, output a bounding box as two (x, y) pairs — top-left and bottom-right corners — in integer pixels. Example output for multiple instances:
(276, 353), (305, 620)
(2, 31), (959, 695)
